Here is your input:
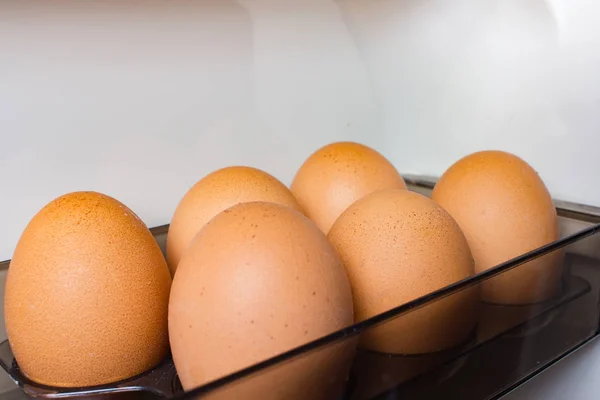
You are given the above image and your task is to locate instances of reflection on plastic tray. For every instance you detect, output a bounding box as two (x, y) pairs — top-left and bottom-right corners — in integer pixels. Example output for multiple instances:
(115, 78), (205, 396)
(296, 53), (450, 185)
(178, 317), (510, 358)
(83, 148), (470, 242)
(350, 268), (590, 400)
(1, 222), (599, 400)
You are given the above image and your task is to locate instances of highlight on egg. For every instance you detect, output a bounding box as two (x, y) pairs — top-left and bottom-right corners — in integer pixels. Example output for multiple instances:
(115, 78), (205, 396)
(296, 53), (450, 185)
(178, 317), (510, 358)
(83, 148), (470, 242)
(291, 141), (407, 234)
(4, 191), (172, 388)
(327, 188), (478, 355)
(166, 166), (302, 275)
(431, 150), (562, 305)
(168, 201), (356, 399)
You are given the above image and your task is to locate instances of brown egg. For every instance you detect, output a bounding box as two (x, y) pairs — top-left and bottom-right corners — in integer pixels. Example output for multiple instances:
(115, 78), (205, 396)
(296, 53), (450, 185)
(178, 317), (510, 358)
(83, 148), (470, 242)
(166, 166), (301, 275)
(169, 201), (355, 399)
(328, 189), (477, 355)
(431, 150), (562, 304)
(4, 192), (171, 387)
(291, 141), (407, 233)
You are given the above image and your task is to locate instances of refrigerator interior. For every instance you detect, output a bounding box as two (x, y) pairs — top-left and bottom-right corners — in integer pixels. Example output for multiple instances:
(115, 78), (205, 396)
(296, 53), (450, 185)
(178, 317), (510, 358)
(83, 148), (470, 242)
(2, 0), (600, 399)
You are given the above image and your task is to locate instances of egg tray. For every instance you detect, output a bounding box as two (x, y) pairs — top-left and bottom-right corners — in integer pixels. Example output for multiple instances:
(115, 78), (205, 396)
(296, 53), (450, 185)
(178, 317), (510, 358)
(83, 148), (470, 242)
(1, 237), (598, 400)
(3, 177), (600, 400)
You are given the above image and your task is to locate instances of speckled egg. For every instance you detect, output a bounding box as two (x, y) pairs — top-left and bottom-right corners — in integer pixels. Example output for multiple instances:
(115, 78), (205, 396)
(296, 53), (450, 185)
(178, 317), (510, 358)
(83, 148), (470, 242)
(328, 189), (478, 355)
(4, 191), (171, 387)
(431, 150), (562, 304)
(291, 141), (407, 233)
(166, 166), (302, 275)
(169, 201), (355, 399)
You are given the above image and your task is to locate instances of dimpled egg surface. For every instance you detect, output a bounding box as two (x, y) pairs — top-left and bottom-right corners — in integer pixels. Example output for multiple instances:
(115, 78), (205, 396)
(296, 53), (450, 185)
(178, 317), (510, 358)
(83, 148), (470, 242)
(291, 141), (407, 234)
(431, 150), (562, 304)
(168, 201), (355, 399)
(166, 166), (302, 275)
(328, 189), (478, 355)
(4, 192), (172, 387)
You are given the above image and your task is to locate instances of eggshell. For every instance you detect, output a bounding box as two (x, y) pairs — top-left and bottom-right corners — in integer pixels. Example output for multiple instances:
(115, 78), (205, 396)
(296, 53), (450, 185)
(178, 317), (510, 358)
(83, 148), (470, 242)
(169, 201), (355, 399)
(4, 192), (171, 387)
(291, 141), (407, 233)
(431, 150), (562, 304)
(166, 166), (301, 275)
(328, 189), (477, 355)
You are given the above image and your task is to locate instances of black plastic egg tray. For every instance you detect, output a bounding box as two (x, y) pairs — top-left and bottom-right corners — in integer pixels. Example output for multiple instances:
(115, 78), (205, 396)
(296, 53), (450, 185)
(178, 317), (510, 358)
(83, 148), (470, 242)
(2, 179), (600, 400)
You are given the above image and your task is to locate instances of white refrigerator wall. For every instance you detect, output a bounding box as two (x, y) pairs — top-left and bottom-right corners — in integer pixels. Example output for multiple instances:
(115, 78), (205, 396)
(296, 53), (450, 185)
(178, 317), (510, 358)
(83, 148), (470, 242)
(1, 0), (599, 261)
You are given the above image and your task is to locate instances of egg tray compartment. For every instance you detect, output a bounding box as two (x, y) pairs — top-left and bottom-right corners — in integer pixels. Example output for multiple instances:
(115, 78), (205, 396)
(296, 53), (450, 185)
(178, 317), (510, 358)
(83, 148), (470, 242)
(1, 224), (599, 400)
(360, 252), (598, 400)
